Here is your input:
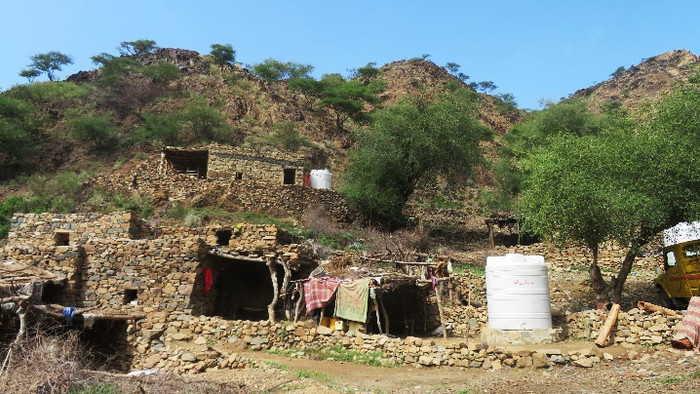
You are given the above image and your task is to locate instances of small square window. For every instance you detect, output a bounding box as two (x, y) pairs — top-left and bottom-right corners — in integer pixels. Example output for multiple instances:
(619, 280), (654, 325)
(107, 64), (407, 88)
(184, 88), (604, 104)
(235, 172), (243, 180)
(123, 289), (139, 305)
(54, 231), (70, 246)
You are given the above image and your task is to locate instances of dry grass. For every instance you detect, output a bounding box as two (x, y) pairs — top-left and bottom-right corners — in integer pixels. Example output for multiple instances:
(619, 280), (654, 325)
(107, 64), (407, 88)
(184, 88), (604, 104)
(0, 329), (87, 393)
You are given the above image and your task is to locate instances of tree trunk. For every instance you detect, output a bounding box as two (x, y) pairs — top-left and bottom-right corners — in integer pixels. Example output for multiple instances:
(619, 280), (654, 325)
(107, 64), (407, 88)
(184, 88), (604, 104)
(589, 246), (610, 302)
(612, 241), (640, 304)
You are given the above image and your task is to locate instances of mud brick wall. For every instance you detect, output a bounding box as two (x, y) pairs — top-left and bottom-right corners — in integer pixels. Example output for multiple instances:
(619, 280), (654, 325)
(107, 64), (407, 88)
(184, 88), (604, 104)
(208, 144), (307, 185)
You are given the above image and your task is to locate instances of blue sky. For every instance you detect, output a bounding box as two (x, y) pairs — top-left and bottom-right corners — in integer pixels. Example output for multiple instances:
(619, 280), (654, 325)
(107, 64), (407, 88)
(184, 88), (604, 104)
(1, 1), (698, 110)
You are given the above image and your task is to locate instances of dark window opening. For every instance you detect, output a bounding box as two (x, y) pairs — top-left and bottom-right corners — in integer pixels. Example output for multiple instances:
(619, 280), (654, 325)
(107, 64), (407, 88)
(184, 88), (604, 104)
(235, 172), (243, 180)
(163, 148), (209, 179)
(283, 168), (296, 185)
(80, 319), (130, 371)
(41, 282), (66, 304)
(54, 231), (70, 246)
(123, 289), (138, 305)
(216, 229), (232, 246)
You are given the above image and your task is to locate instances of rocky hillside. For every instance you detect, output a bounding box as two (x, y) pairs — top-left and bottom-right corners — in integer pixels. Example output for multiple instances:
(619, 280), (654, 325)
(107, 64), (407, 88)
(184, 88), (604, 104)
(572, 49), (700, 114)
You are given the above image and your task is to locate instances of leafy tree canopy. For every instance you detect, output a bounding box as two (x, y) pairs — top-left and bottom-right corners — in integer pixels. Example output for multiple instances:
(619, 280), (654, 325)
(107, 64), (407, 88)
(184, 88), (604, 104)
(118, 39), (158, 56)
(21, 51), (74, 81)
(209, 43), (236, 68)
(252, 59), (313, 81)
(343, 89), (491, 227)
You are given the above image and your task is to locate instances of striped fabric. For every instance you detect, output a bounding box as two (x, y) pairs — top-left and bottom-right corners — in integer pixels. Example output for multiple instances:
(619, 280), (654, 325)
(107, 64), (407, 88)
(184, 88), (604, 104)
(675, 296), (700, 348)
(303, 277), (340, 312)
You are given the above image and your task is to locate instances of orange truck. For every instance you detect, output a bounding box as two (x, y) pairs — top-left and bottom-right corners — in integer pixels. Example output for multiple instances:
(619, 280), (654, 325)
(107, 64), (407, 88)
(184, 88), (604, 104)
(655, 222), (700, 309)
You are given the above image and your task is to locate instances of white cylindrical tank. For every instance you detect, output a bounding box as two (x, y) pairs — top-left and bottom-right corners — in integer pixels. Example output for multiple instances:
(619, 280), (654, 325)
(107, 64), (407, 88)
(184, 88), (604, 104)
(486, 254), (552, 330)
(310, 169), (332, 190)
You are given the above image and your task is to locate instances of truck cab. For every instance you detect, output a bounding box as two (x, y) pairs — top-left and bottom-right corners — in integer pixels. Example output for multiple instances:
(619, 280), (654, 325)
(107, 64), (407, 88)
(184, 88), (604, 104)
(655, 238), (700, 309)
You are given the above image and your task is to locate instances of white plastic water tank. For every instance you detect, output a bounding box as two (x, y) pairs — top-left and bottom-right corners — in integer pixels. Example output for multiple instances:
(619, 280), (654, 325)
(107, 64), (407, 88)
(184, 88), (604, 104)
(486, 254), (552, 330)
(310, 169), (332, 190)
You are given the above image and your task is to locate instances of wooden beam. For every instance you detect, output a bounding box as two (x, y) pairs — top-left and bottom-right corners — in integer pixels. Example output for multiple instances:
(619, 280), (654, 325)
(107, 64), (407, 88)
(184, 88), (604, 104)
(637, 301), (678, 316)
(595, 303), (621, 347)
(435, 286), (447, 339)
(266, 258), (279, 323)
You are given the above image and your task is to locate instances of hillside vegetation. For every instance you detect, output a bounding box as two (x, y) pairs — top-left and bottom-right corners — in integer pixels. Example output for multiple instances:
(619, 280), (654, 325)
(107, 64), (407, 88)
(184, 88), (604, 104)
(2, 43), (700, 303)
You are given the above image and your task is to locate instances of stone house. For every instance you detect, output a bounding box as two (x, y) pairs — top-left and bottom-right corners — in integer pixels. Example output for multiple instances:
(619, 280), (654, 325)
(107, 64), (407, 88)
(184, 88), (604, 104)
(162, 143), (309, 185)
(0, 211), (316, 369)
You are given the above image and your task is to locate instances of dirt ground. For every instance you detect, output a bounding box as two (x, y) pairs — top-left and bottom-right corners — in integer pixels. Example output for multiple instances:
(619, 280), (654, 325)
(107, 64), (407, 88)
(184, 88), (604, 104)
(93, 343), (698, 393)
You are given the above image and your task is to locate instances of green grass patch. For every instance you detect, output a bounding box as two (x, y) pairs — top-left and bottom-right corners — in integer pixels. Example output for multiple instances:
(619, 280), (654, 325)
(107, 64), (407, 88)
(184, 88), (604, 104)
(295, 369), (334, 382)
(69, 383), (122, 394)
(267, 345), (399, 368)
(656, 376), (681, 384)
(452, 264), (485, 276)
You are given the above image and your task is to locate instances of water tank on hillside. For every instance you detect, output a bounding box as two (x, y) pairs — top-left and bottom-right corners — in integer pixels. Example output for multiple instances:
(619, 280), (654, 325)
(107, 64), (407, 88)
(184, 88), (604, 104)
(310, 169), (332, 190)
(486, 254), (552, 330)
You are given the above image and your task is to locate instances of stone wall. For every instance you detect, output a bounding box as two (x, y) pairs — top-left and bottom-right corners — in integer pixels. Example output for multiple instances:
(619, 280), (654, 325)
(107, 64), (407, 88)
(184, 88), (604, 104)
(128, 309), (676, 373)
(7, 212), (139, 244)
(96, 153), (354, 223)
(566, 308), (683, 346)
(208, 144), (307, 185)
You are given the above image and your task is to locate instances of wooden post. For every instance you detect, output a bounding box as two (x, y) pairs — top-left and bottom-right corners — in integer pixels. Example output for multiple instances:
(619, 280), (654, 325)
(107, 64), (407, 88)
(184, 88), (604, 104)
(294, 282), (304, 322)
(379, 292), (390, 335)
(637, 301), (678, 316)
(266, 258), (279, 323)
(373, 296), (383, 334)
(487, 220), (495, 250)
(595, 303), (621, 347)
(14, 301), (27, 344)
(435, 286), (447, 339)
(279, 258), (292, 321)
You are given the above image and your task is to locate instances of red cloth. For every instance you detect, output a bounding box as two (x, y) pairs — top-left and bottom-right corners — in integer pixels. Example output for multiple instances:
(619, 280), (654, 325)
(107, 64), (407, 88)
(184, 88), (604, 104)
(303, 277), (340, 312)
(204, 268), (213, 293)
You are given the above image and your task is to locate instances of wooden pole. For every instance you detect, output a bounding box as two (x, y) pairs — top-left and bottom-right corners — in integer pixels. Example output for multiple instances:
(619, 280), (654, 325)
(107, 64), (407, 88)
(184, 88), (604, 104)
(294, 282), (304, 322)
(637, 301), (678, 316)
(595, 303), (621, 347)
(266, 258), (279, 323)
(373, 296), (383, 334)
(434, 285), (447, 339)
(379, 292), (390, 335)
(487, 221), (495, 250)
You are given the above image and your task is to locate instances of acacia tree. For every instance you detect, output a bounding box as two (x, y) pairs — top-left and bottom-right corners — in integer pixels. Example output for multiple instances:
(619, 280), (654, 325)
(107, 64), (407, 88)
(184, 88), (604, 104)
(118, 39), (158, 56)
(210, 44), (235, 68)
(21, 51), (73, 81)
(343, 89), (491, 227)
(516, 93), (700, 303)
(252, 59), (313, 81)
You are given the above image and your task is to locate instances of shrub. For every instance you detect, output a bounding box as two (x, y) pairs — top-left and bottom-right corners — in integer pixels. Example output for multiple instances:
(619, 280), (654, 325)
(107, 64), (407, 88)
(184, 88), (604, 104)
(69, 113), (120, 150)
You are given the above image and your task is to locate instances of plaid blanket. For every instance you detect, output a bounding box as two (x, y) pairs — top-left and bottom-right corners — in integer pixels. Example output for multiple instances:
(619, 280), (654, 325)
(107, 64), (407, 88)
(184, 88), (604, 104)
(303, 277), (340, 312)
(675, 296), (700, 347)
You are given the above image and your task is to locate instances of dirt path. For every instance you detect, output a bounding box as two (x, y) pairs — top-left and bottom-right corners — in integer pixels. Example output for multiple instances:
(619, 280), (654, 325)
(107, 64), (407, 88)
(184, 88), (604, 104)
(241, 345), (700, 393)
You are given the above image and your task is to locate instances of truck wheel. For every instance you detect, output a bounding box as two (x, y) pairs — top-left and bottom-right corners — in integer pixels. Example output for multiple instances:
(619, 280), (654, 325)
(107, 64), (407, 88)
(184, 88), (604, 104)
(656, 287), (676, 309)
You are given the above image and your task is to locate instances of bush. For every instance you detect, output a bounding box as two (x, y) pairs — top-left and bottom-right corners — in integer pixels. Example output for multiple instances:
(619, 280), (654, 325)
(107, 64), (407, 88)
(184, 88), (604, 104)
(69, 113), (120, 150)
(269, 121), (308, 151)
(142, 62), (180, 85)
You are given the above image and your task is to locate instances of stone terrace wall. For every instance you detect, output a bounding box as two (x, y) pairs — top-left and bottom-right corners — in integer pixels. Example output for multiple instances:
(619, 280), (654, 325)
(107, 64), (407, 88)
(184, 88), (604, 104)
(208, 144), (307, 185)
(98, 156), (354, 222)
(566, 308), (683, 346)
(129, 309), (683, 373)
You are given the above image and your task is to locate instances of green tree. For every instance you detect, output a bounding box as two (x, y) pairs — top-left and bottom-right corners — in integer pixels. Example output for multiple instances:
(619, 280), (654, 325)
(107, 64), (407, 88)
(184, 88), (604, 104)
(69, 113), (120, 150)
(22, 51), (74, 81)
(0, 96), (42, 174)
(343, 89), (491, 227)
(181, 97), (229, 142)
(134, 112), (182, 146)
(444, 62), (469, 82)
(142, 62), (180, 85)
(19, 69), (41, 83)
(610, 65), (627, 78)
(118, 39), (158, 56)
(252, 59), (314, 81)
(348, 62), (381, 84)
(210, 44), (236, 68)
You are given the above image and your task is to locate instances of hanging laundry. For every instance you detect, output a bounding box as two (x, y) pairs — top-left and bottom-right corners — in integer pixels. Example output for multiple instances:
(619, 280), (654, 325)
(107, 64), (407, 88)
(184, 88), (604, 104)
(303, 277), (340, 312)
(204, 268), (214, 293)
(334, 278), (371, 323)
